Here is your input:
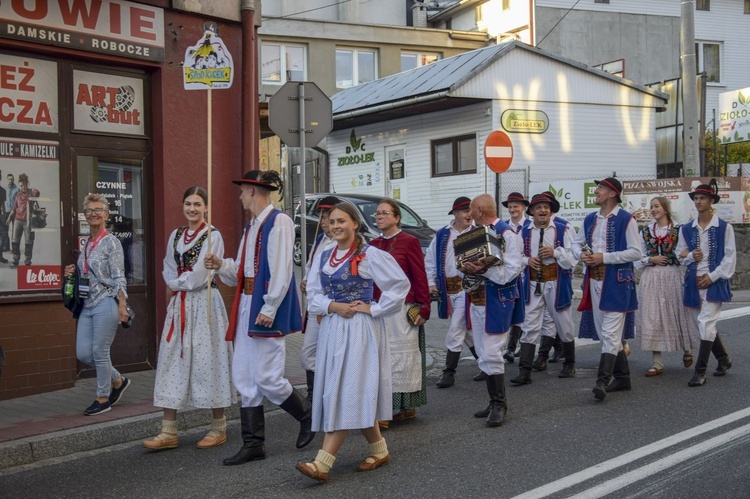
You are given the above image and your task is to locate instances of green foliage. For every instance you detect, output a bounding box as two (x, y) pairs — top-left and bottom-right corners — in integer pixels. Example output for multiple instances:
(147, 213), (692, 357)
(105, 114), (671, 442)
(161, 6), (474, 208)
(703, 129), (750, 176)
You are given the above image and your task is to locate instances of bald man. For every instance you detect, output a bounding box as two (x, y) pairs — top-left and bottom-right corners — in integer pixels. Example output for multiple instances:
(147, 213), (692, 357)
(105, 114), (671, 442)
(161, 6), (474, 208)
(461, 194), (523, 427)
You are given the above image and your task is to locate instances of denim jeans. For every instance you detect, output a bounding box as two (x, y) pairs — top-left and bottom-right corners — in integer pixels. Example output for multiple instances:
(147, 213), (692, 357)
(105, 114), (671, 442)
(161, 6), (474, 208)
(76, 297), (121, 397)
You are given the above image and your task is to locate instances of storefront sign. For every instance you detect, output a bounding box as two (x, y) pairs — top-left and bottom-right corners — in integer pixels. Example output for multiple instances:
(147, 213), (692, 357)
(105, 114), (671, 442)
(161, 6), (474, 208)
(0, 54), (58, 133)
(501, 109), (548, 134)
(0, 137), (61, 292)
(0, 0), (164, 62)
(532, 176), (749, 231)
(73, 70), (145, 136)
(183, 31), (234, 90)
(718, 87), (750, 145)
(337, 130), (375, 166)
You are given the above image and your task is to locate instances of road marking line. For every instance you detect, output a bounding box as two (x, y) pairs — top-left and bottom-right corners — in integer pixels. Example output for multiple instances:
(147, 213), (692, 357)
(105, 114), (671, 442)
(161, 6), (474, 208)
(567, 423), (750, 499)
(719, 305), (750, 321)
(510, 406), (750, 499)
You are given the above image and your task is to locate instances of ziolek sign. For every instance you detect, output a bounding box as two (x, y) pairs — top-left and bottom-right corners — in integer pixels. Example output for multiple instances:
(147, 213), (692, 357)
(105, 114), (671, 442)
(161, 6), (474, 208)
(0, 0), (165, 62)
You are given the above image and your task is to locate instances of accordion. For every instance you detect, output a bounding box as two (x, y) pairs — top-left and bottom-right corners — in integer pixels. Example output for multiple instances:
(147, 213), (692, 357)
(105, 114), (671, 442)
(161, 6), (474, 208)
(454, 225), (505, 270)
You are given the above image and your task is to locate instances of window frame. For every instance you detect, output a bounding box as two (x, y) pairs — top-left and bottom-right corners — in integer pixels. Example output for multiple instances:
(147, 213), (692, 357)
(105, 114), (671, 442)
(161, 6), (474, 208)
(431, 134), (478, 178)
(502, 0), (511, 11)
(594, 0), (610, 4)
(695, 40), (722, 84)
(400, 51), (441, 72)
(260, 42), (307, 85)
(745, 0), (750, 14)
(335, 47), (378, 89)
(696, 0), (710, 11)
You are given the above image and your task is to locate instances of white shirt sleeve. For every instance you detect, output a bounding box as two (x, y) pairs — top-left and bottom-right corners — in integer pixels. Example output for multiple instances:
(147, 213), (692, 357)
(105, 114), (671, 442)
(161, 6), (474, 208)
(571, 223), (586, 260)
(708, 223), (736, 282)
(306, 250), (332, 316)
(167, 230), (225, 292)
(602, 217), (642, 265)
(162, 229), (179, 285)
(260, 213), (295, 319)
(424, 236), (438, 287)
(217, 229), (244, 286)
(483, 228), (523, 286)
(365, 247), (410, 319)
(676, 225), (694, 266)
(553, 224), (578, 270)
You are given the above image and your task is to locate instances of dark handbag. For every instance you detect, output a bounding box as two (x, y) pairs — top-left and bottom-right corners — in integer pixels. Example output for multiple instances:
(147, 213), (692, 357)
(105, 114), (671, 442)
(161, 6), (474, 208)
(114, 296), (136, 328)
(62, 266), (84, 319)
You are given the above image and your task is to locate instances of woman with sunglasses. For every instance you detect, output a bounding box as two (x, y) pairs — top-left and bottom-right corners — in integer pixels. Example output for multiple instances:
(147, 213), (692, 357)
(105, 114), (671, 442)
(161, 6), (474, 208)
(370, 199), (431, 427)
(64, 194), (130, 416)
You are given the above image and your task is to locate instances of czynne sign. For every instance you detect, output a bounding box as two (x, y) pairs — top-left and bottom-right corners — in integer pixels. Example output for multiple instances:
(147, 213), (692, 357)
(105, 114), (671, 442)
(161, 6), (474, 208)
(0, 0), (165, 62)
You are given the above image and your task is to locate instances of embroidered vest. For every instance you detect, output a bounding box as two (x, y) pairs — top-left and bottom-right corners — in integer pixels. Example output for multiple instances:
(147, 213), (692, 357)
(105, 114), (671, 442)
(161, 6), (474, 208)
(681, 219), (732, 307)
(582, 210), (638, 313)
(248, 210), (303, 337)
(521, 218), (573, 310)
(319, 244), (374, 303)
(173, 227), (217, 287)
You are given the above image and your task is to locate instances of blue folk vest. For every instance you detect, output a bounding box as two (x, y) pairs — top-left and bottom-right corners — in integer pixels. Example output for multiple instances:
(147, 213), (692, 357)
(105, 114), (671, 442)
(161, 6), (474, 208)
(248, 210), (303, 336)
(319, 244), (374, 303)
(681, 219), (732, 307)
(484, 220), (523, 334)
(582, 210), (638, 313)
(522, 218), (573, 310)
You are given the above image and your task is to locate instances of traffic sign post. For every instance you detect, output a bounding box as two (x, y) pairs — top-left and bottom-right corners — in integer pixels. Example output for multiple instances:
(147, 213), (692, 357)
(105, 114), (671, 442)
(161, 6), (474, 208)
(268, 82), (333, 283)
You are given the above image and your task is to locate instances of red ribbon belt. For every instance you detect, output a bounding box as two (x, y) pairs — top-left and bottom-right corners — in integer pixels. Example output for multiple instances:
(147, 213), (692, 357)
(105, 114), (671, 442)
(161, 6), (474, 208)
(166, 290), (187, 357)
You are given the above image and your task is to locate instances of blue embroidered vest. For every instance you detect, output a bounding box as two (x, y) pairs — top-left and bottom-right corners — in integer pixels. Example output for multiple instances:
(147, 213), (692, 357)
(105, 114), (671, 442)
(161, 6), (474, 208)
(435, 226), (452, 319)
(248, 210), (303, 336)
(484, 220), (523, 334)
(522, 218), (573, 310)
(681, 219), (732, 307)
(319, 245), (374, 303)
(582, 210), (638, 312)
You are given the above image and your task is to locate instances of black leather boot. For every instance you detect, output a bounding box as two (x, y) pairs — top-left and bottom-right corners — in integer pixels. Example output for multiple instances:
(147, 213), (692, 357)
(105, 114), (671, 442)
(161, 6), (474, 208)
(279, 388), (316, 448)
(305, 370), (315, 405)
(532, 336), (554, 371)
(689, 340), (713, 387)
(558, 341), (576, 378)
(711, 333), (732, 376)
(549, 334), (564, 363)
(437, 350), (461, 388)
(223, 406), (266, 465)
(510, 342), (535, 385)
(485, 374), (508, 427)
(605, 349), (631, 392)
(469, 346), (486, 381)
(504, 326), (521, 363)
(592, 353), (617, 401)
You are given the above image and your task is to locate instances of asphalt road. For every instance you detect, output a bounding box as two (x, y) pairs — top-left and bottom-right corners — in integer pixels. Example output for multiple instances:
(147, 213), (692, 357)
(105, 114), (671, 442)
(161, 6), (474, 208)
(2, 307), (749, 499)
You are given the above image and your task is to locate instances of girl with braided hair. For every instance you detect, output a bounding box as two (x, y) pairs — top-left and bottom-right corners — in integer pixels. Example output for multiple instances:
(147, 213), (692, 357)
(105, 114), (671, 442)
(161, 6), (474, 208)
(297, 202), (409, 483)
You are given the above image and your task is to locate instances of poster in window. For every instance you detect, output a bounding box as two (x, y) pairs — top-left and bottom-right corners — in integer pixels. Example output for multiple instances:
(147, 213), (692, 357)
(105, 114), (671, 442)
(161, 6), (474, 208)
(0, 137), (62, 292)
(0, 54), (58, 133)
(389, 149), (405, 180)
(72, 70), (145, 136)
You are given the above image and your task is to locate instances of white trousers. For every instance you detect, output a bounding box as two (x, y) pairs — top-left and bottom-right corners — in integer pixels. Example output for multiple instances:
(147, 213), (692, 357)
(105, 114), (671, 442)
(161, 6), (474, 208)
(521, 281), (574, 344)
(444, 291), (474, 353)
(232, 330), (293, 407)
(301, 315), (320, 371)
(590, 279), (626, 355)
(470, 304), (507, 375)
(691, 289), (722, 342)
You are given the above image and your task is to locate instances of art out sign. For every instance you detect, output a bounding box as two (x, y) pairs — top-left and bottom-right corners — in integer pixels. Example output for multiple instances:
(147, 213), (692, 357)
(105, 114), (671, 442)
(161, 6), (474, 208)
(0, 54), (58, 132)
(73, 70), (144, 135)
(0, 0), (165, 62)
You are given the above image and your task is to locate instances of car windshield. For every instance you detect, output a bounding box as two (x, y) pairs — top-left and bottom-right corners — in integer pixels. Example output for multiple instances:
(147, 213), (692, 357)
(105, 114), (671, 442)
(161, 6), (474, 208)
(354, 200), (424, 230)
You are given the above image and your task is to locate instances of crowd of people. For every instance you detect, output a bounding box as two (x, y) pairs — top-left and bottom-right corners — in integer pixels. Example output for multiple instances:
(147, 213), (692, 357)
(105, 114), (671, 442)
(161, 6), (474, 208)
(65, 171), (736, 484)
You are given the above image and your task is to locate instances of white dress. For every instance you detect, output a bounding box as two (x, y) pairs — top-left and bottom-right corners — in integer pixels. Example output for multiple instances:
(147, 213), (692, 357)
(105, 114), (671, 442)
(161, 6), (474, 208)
(153, 226), (234, 409)
(307, 244), (409, 432)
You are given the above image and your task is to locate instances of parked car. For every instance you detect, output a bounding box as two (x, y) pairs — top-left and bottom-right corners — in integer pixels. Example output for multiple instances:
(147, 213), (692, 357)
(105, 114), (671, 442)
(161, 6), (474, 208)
(293, 193), (436, 266)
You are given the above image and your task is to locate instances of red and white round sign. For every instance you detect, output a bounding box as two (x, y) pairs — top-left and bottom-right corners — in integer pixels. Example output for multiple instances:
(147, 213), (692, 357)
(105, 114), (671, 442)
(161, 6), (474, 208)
(484, 130), (514, 173)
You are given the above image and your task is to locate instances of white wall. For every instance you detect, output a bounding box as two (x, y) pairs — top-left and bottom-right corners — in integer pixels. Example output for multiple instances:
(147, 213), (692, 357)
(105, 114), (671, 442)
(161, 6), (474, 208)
(478, 0), (532, 43)
(263, 0), (407, 25)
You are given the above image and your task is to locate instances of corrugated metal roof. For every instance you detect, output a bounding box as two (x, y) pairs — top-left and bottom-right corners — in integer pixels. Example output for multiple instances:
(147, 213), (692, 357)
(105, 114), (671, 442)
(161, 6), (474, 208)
(332, 41), (669, 120)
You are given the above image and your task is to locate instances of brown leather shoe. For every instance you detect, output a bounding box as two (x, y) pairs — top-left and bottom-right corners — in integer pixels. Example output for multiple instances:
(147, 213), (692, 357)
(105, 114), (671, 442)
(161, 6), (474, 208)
(296, 461), (329, 482)
(197, 431), (227, 448)
(378, 420), (389, 430)
(143, 433), (178, 450)
(357, 453), (391, 472)
(392, 408), (416, 422)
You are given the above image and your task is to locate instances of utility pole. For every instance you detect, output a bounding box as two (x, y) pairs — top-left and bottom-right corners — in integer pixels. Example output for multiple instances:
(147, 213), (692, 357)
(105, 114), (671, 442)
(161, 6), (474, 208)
(681, 0), (700, 176)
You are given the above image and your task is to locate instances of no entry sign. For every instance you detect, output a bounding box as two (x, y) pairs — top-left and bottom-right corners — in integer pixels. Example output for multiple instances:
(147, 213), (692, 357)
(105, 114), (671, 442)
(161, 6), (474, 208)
(484, 130), (514, 173)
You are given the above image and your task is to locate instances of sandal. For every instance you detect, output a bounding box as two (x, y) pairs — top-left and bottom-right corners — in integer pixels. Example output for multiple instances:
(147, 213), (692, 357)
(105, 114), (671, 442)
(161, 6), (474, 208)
(357, 453), (391, 472)
(296, 461), (329, 482)
(683, 354), (694, 368)
(645, 367), (664, 377)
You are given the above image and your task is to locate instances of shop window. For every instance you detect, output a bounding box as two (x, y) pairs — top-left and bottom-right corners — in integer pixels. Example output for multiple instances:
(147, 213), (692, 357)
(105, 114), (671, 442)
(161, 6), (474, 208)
(594, 0), (610, 4)
(401, 52), (441, 72)
(336, 48), (377, 88)
(695, 41), (721, 83)
(432, 134), (477, 177)
(696, 0), (710, 10)
(261, 43), (306, 84)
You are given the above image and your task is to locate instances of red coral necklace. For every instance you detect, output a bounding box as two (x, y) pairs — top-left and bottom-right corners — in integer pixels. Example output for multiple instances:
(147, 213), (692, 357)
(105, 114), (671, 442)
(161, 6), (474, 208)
(184, 222), (206, 245)
(329, 244), (355, 267)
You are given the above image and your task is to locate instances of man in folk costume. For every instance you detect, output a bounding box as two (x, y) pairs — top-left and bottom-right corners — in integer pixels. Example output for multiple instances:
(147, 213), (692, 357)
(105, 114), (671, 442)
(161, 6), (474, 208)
(462, 194), (523, 427)
(676, 182), (735, 387)
(511, 193), (578, 386)
(500, 192), (529, 364)
(573, 177), (640, 401)
(300, 196), (339, 404)
(205, 170), (314, 465)
(427, 196), (482, 388)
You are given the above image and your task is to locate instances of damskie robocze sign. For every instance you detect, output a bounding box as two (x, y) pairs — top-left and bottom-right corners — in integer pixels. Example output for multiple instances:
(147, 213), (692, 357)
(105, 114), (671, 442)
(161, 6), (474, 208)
(0, 0), (165, 62)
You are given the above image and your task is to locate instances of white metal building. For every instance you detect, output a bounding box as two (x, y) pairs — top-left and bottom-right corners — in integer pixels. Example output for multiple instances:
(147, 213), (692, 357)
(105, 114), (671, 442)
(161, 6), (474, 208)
(328, 41), (669, 229)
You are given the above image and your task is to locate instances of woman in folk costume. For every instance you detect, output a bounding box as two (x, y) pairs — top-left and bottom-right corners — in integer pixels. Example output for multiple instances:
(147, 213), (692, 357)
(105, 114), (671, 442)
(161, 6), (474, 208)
(635, 196), (698, 377)
(144, 187), (233, 450)
(297, 202), (409, 483)
(371, 199), (431, 427)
